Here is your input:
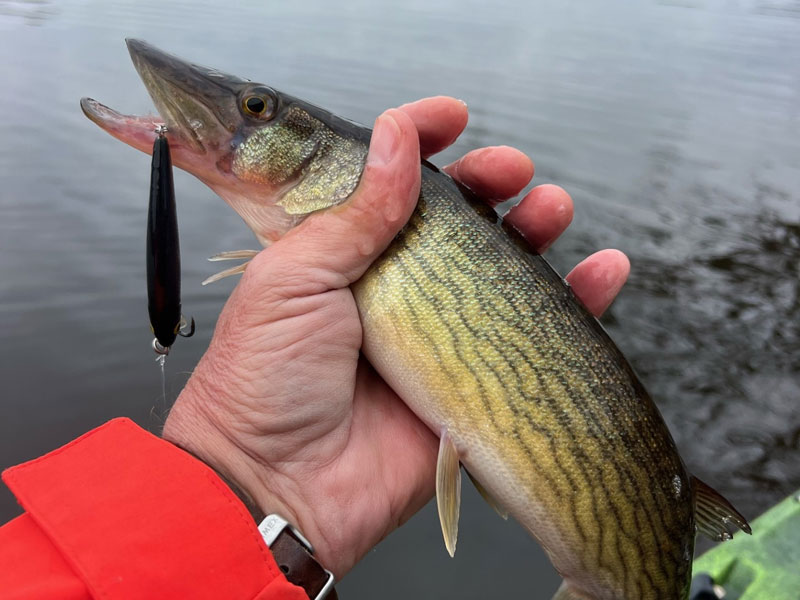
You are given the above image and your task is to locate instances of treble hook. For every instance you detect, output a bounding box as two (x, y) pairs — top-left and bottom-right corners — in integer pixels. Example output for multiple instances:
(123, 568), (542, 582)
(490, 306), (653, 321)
(178, 315), (196, 338)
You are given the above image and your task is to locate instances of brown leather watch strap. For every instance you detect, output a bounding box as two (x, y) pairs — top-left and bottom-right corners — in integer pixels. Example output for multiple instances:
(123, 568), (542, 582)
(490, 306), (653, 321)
(271, 527), (338, 600)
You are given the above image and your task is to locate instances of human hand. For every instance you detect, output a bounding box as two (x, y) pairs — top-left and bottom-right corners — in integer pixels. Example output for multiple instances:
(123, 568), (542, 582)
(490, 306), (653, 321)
(162, 97), (630, 579)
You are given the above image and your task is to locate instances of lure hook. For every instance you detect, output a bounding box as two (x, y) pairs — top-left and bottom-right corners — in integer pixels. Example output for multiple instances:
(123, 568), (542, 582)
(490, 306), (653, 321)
(178, 316), (196, 338)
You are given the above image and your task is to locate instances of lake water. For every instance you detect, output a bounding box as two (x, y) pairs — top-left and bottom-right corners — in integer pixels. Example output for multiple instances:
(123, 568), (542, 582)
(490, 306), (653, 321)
(0, 0), (798, 597)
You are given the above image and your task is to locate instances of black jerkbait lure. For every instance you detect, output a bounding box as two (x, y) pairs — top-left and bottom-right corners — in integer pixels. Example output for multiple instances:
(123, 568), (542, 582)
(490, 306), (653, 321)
(147, 128), (194, 354)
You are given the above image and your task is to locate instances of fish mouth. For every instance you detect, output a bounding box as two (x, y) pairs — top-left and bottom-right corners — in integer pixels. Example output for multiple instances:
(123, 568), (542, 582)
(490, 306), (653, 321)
(80, 96), (170, 155)
(81, 39), (247, 167)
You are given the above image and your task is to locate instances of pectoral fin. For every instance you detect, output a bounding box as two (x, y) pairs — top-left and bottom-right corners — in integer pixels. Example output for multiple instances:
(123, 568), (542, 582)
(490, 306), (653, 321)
(202, 250), (260, 286)
(436, 430), (461, 557)
(466, 469), (508, 520)
(692, 475), (752, 541)
(208, 249), (261, 261)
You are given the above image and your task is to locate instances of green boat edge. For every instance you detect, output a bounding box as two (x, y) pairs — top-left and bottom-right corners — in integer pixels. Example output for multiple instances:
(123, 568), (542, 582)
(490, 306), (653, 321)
(692, 488), (800, 599)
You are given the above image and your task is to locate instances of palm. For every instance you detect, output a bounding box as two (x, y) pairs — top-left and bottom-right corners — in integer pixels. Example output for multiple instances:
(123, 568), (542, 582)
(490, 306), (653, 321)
(164, 97), (630, 578)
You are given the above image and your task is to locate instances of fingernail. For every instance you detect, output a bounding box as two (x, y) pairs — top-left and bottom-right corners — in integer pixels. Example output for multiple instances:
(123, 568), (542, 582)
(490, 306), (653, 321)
(457, 98), (467, 107)
(368, 113), (401, 166)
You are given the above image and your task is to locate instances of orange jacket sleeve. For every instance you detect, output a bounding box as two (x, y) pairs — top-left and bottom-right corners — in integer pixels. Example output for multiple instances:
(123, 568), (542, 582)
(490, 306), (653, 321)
(0, 418), (308, 600)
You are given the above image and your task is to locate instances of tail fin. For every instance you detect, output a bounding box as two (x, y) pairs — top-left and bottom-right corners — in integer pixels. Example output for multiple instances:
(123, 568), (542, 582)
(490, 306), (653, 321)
(692, 476), (752, 541)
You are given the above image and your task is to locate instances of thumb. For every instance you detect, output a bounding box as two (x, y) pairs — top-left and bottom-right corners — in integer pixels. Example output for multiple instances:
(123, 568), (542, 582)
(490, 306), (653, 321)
(251, 108), (421, 295)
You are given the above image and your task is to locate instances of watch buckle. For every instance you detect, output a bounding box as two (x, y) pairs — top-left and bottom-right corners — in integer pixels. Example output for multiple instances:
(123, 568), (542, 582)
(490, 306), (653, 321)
(258, 514), (336, 600)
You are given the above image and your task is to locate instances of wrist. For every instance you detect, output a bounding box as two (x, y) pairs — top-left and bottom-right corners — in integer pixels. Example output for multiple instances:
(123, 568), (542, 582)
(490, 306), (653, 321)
(162, 341), (378, 579)
(161, 389), (344, 577)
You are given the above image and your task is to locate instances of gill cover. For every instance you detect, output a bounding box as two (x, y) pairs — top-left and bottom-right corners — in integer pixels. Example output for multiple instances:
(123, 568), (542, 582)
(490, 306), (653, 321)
(234, 104), (368, 215)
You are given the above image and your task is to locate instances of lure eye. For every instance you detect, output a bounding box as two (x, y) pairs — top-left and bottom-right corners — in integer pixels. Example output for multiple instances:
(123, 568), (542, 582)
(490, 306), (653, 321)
(242, 90), (276, 120)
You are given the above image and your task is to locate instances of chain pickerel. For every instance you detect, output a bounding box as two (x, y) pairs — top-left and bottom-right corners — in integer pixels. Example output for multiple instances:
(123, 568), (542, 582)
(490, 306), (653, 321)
(81, 40), (750, 599)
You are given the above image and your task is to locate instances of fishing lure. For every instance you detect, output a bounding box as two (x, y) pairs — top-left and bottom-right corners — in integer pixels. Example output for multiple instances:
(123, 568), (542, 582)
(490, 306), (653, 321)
(147, 125), (194, 355)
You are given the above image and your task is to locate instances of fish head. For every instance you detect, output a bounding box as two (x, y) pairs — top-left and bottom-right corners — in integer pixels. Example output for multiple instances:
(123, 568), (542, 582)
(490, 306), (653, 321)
(81, 39), (369, 245)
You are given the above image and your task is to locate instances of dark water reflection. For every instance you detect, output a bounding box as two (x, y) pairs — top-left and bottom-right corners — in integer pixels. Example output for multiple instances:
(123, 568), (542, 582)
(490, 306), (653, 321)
(1, 1), (798, 597)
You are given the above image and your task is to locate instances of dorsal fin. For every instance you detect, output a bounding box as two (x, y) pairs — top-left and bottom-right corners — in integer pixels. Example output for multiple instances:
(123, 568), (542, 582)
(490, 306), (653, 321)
(692, 476), (752, 541)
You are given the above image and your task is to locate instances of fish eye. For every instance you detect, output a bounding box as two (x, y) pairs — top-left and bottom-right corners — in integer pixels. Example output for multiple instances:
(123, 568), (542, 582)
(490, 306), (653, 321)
(244, 96), (266, 114)
(241, 89), (276, 119)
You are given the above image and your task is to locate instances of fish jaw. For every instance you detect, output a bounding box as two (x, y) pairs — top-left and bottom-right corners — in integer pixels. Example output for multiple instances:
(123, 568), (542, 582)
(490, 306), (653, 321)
(80, 97), (164, 156)
(124, 38), (245, 159)
(81, 40), (370, 243)
(80, 96), (288, 245)
(78, 97), (220, 185)
(80, 39), (247, 192)
(80, 40), (298, 242)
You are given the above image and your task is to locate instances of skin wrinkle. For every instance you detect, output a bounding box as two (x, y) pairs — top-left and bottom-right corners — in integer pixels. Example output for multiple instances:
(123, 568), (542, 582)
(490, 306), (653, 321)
(165, 395), (297, 511)
(202, 291), (361, 448)
(234, 363), (353, 443)
(282, 396), (418, 577)
(172, 377), (370, 580)
(233, 295), (357, 358)
(235, 255), (355, 326)
(195, 314), (348, 446)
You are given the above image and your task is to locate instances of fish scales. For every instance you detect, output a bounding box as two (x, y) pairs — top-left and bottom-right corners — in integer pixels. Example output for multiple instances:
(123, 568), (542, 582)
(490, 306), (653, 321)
(354, 166), (694, 599)
(82, 40), (751, 600)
